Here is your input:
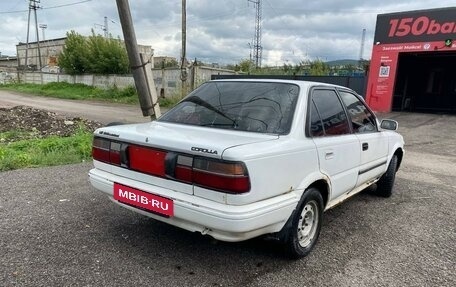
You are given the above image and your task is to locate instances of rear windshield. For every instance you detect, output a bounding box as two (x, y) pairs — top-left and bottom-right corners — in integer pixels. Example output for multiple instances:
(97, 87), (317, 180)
(159, 81), (299, 135)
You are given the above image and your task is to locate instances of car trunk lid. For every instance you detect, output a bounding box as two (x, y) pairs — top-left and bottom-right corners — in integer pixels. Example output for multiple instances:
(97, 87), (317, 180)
(92, 121), (278, 195)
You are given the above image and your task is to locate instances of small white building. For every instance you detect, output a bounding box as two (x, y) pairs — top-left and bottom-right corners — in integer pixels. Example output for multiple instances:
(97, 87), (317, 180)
(16, 38), (65, 70)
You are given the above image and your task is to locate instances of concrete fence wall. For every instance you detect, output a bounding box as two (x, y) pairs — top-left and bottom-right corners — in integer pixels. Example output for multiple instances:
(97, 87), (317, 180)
(19, 73), (136, 89)
(153, 66), (237, 98)
(14, 66), (236, 98)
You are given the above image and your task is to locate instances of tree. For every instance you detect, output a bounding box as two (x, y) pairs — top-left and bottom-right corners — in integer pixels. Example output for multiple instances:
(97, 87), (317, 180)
(224, 63), (238, 71)
(86, 31), (129, 74)
(345, 64), (356, 75)
(58, 31), (89, 75)
(360, 59), (370, 74)
(58, 31), (129, 75)
(283, 63), (292, 74)
(161, 58), (178, 68)
(307, 59), (330, 76)
(238, 59), (254, 73)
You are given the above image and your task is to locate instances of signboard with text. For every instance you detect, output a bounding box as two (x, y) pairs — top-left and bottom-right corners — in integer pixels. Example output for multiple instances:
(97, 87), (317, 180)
(374, 7), (456, 44)
(366, 7), (456, 112)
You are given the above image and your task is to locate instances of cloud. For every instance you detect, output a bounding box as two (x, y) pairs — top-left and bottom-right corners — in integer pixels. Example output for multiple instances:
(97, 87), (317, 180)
(1, 0), (455, 65)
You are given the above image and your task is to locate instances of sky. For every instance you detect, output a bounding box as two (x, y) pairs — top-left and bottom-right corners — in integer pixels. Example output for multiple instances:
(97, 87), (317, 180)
(0, 0), (455, 66)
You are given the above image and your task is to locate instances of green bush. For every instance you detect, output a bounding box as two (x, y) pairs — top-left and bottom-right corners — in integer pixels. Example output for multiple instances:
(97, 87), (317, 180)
(59, 30), (129, 75)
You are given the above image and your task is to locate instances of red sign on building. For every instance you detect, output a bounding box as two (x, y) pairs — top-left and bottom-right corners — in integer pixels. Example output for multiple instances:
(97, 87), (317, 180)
(366, 7), (456, 113)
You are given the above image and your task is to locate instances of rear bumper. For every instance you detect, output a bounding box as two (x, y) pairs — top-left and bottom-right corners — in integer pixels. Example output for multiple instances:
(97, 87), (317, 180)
(88, 168), (298, 242)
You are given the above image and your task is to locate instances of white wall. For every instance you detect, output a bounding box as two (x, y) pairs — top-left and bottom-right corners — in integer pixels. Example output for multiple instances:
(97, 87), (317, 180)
(17, 66), (236, 98)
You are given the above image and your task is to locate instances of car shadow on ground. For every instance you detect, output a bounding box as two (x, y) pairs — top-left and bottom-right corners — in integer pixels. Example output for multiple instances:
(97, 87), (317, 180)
(90, 184), (382, 263)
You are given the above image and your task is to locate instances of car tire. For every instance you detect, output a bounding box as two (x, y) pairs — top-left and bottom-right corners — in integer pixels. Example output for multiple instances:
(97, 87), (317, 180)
(375, 155), (398, 198)
(285, 187), (323, 259)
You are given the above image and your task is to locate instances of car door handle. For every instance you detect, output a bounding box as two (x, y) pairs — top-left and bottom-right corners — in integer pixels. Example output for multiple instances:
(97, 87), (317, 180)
(362, 142), (369, 151)
(325, 151), (334, 159)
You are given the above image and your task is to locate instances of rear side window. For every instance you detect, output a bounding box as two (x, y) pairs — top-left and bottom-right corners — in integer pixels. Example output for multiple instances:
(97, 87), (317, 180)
(311, 89), (351, 136)
(338, 91), (377, 133)
(309, 100), (324, 137)
(159, 81), (299, 135)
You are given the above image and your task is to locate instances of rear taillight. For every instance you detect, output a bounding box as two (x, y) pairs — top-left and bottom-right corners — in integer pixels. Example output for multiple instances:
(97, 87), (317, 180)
(173, 155), (250, 193)
(92, 136), (250, 194)
(192, 158), (250, 193)
(174, 155), (193, 183)
(92, 137), (121, 165)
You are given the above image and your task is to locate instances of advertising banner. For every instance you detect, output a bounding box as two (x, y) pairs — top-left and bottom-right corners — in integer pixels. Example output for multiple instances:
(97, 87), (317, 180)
(374, 7), (456, 44)
(367, 7), (456, 112)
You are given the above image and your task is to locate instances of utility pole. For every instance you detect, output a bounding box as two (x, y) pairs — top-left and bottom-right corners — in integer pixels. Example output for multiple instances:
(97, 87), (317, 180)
(248, 42), (252, 74)
(39, 24), (47, 41)
(248, 0), (262, 69)
(104, 16), (109, 38)
(94, 16), (109, 38)
(116, 0), (159, 118)
(25, 3), (31, 68)
(33, 0), (42, 69)
(25, 0), (42, 69)
(359, 28), (366, 68)
(180, 0), (188, 97)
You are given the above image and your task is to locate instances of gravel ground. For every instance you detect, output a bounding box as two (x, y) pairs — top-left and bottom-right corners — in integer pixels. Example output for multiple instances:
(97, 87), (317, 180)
(0, 104), (455, 286)
(0, 160), (454, 287)
(0, 106), (102, 142)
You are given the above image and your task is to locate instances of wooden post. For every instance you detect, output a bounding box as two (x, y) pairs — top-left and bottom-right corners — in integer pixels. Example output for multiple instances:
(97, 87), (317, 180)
(116, 0), (154, 118)
(141, 53), (161, 118)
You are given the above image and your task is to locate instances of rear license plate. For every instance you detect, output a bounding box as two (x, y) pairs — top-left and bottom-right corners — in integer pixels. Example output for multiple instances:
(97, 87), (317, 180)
(113, 183), (174, 217)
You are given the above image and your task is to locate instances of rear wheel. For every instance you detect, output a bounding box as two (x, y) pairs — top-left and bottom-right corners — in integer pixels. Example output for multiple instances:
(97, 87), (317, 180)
(285, 188), (323, 259)
(376, 155), (398, 197)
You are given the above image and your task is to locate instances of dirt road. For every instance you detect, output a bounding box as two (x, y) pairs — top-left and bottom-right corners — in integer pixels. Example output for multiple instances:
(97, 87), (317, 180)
(0, 90), (152, 124)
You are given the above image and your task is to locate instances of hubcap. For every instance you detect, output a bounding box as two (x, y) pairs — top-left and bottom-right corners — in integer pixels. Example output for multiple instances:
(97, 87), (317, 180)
(297, 200), (319, 248)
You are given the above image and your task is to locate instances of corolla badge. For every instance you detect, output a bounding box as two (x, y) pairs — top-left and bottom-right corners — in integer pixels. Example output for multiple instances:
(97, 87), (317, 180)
(191, 147), (218, 155)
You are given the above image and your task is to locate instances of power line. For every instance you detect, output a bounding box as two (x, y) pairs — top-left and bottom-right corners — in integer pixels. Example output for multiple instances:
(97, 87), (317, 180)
(41, 0), (92, 10)
(0, 9), (28, 14)
(0, 0), (92, 14)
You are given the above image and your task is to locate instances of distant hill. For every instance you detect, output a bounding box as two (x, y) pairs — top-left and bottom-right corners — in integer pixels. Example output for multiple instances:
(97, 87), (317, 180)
(326, 59), (359, 66)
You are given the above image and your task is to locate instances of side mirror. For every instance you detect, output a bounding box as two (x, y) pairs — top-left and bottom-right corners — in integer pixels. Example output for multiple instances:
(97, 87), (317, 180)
(380, 119), (398, 131)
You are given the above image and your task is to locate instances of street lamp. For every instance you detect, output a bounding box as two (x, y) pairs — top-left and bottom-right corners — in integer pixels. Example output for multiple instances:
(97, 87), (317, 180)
(39, 24), (47, 41)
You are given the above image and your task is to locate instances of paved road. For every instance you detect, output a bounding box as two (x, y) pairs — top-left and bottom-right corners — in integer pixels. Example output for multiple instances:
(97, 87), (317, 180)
(1, 93), (455, 286)
(0, 90), (152, 124)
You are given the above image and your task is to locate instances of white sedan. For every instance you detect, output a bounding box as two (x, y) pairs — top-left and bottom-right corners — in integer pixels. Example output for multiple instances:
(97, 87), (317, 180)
(89, 79), (404, 258)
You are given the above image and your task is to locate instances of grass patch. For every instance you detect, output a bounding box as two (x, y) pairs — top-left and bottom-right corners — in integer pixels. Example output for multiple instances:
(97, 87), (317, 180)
(0, 127), (93, 171)
(0, 81), (182, 108)
(158, 95), (183, 107)
(0, 82), (139, 104)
